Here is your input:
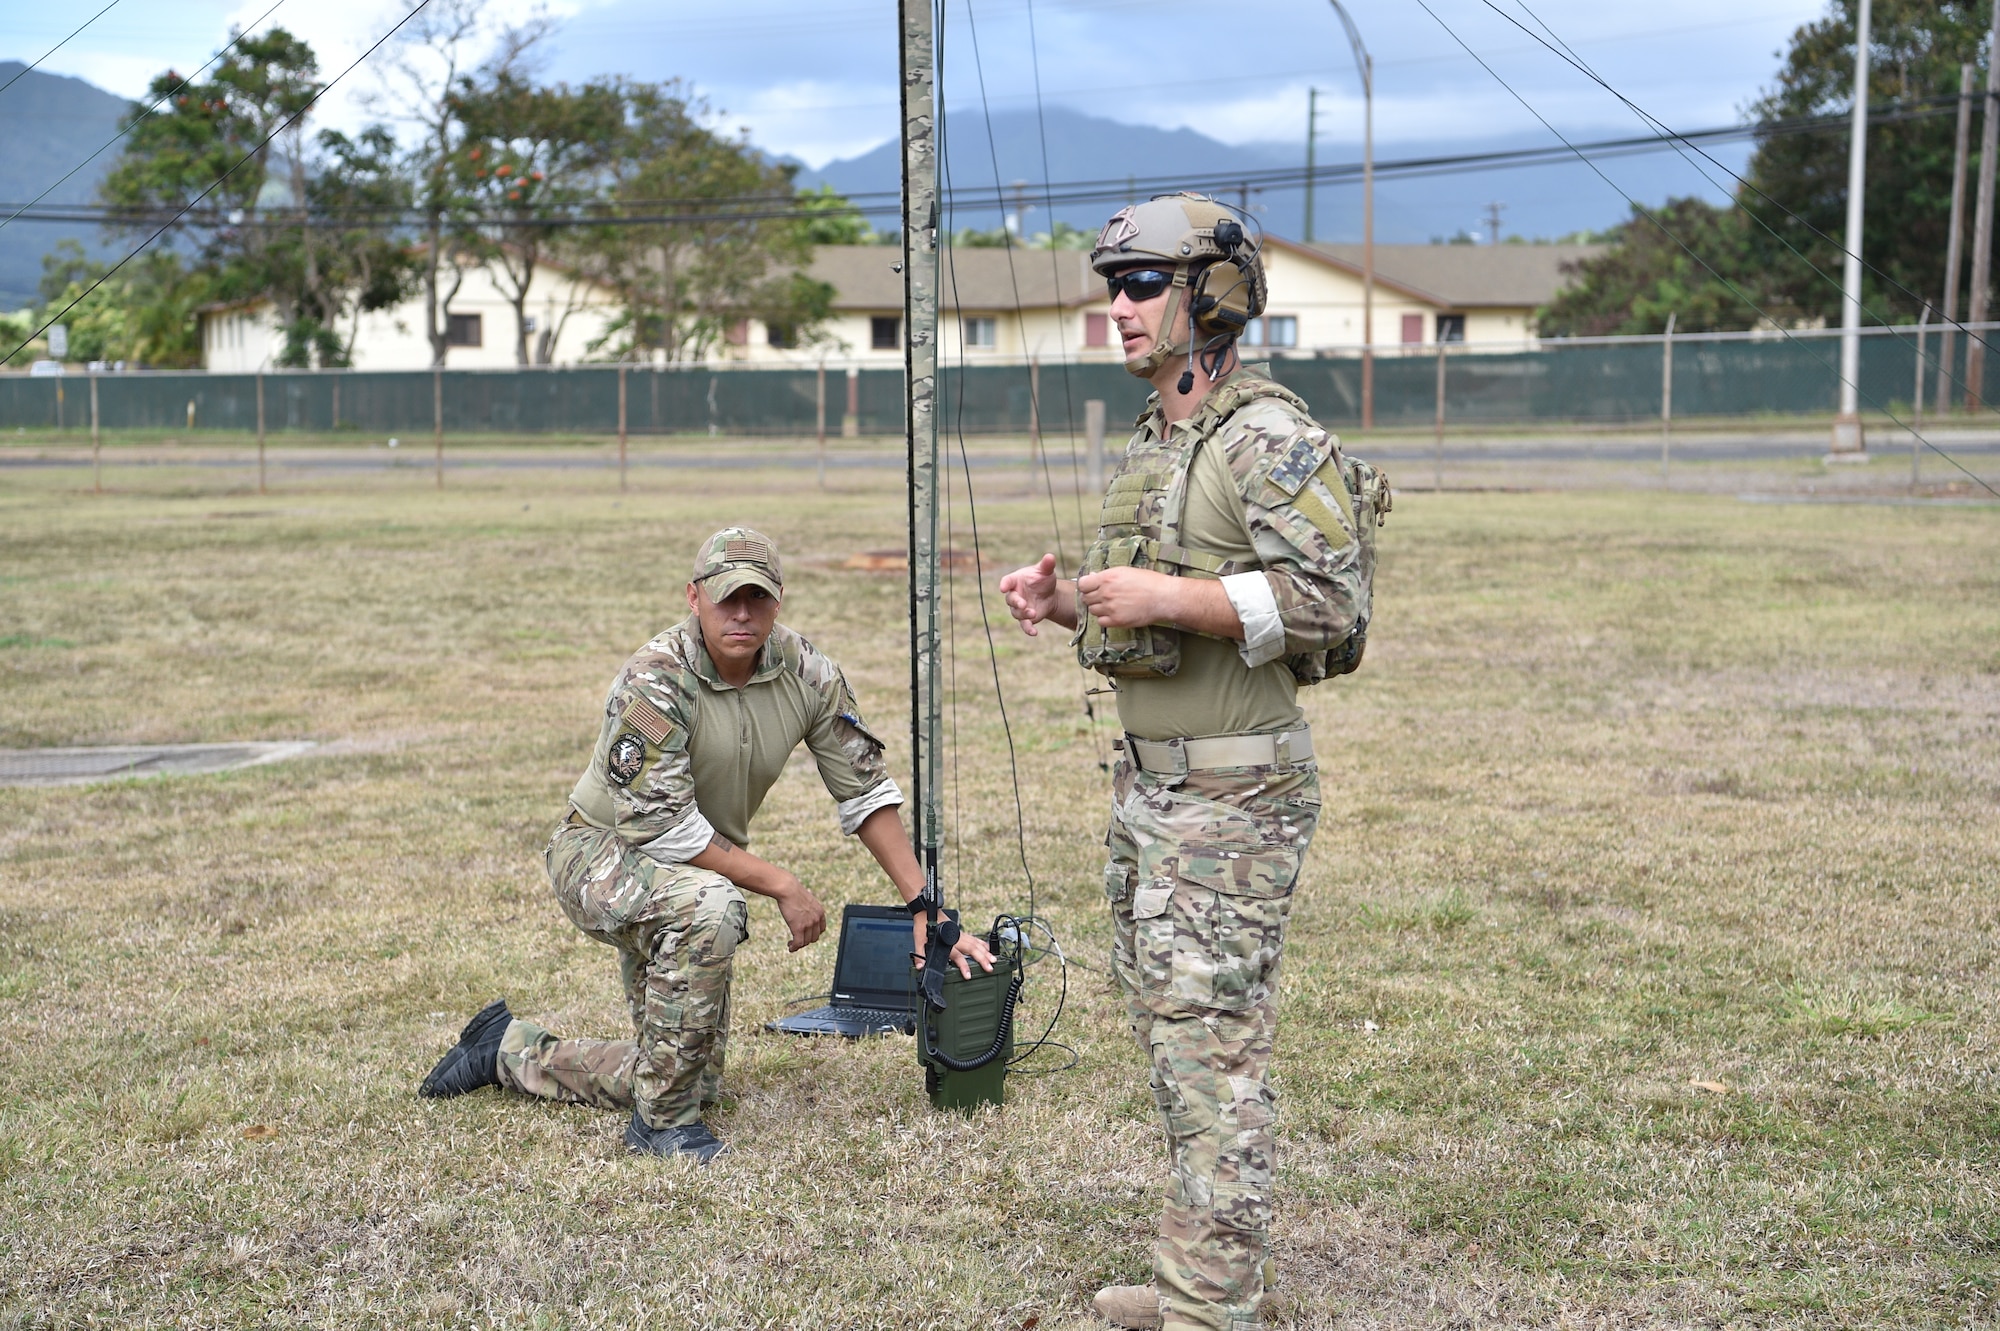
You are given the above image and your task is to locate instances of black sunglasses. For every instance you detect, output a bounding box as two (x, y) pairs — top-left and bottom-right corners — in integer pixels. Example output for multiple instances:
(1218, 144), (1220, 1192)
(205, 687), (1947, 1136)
(1105, 268), (1175, 302)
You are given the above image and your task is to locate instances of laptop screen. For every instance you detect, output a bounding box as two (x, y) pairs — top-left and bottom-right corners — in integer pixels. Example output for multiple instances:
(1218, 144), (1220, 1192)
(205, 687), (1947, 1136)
(833, 910), (917, 1001)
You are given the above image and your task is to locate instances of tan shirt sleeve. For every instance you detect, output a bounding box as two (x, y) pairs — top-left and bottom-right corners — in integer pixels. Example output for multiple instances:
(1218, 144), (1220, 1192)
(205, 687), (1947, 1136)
(803, 667), (902, 834)
(583, 663), (704, 848)
(1222, 401), (1367, 664)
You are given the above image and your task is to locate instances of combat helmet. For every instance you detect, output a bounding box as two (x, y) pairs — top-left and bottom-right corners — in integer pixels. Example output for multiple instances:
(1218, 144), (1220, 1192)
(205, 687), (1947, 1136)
(1090, 192), (1268, 383)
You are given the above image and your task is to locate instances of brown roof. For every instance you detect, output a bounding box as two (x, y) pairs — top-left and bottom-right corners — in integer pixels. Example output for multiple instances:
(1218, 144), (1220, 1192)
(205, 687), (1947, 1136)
(1291, 240), (1608, 309)
(809, 245), (1100, 312)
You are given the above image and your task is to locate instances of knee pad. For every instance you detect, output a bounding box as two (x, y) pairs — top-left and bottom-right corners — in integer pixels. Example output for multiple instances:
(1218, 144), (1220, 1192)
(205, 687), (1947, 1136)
(685, 880), (749, 964)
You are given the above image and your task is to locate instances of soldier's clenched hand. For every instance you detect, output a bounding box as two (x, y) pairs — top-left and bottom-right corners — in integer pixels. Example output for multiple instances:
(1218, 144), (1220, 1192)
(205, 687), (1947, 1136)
(1077, 566), (1172, 629)
(773, 876), (827, 952)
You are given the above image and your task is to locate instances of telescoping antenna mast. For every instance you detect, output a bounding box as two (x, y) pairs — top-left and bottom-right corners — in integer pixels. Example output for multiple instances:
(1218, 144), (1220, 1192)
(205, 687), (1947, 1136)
(900, 0), (1025, 1110)
(900, 0), (942, 906)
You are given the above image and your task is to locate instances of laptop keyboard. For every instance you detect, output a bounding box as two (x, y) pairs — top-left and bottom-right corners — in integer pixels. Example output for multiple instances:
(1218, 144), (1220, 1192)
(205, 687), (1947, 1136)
(822, 1005), (910, 1027)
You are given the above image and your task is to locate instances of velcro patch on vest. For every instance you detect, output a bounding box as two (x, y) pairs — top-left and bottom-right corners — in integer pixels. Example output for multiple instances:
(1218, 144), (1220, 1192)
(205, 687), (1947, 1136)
(1268, 432), (1331, 496)
(623, 697), (673, 745)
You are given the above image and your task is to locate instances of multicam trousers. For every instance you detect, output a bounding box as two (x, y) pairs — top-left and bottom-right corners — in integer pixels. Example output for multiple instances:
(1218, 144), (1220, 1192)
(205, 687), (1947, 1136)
(1104, 754), (1320, 1331)
(494, 820), (748, 1129)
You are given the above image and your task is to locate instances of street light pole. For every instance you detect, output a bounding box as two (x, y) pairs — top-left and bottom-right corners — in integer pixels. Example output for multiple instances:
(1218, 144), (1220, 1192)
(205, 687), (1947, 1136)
(1832, 0), (1872, 455)
(1326, 1), (1375, 431)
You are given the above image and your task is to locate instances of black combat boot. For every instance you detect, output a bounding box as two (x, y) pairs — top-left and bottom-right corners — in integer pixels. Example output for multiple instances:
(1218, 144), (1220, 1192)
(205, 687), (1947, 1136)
(418, 999), (512, 1098)
(624, 1112), (729, 1163)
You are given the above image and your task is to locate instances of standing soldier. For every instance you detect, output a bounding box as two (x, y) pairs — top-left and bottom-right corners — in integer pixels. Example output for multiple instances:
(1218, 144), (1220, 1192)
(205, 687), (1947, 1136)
(1000, 195), (1387, 1330)
(421, 527), (992, 1159)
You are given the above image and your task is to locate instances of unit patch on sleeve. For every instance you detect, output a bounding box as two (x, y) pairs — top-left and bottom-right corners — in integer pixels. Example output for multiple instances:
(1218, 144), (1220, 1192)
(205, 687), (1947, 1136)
(1267, 431), (1331, 496)
(608, 732), (647, 786)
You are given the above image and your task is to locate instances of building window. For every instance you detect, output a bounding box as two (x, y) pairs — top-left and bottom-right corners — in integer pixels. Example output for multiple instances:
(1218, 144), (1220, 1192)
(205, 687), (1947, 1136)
(767, 322), (797, 348)
(871, 316), (901, 350)
(1244, 315), (1297, 348)
(725, 319), (750, 346)
(963, 316), (997, 348)
(1085, 312), (1109, 347)
(1437, 314), (1466, 343)
(446, 313), (482, 348)
(1401, 313), (1424, 344)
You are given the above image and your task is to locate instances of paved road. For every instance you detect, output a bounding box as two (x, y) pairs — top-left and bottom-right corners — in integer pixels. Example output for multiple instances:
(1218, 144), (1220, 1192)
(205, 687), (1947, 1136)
(2, 431), (1995, 472)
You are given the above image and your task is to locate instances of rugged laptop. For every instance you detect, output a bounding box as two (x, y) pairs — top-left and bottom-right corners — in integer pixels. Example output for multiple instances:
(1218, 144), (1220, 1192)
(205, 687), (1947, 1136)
(765, 903), (942, 1037)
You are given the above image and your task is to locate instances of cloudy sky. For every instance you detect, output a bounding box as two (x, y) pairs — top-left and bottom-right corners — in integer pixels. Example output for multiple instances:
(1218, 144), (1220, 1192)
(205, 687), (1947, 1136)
(8, 0), (1828, 168)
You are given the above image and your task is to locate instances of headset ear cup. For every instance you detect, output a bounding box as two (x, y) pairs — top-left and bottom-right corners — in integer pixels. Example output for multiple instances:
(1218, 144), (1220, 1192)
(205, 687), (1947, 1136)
(1193, 260), (1257, 336)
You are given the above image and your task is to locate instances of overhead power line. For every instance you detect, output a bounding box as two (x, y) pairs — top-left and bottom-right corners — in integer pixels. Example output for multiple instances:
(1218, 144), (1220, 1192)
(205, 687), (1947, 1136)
(0, 1), (124, 103)
(2, 0), (436, 367)
(0, 1), (288, 240)
(4, 99), (1955, 234)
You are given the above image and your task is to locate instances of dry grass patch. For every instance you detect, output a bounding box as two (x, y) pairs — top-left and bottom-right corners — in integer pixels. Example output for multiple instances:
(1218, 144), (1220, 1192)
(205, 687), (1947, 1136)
(1, 457), (1997, 1328)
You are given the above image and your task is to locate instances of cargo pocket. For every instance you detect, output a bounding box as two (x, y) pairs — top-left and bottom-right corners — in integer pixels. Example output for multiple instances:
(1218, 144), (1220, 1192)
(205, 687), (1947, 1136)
(1167, 835), (1300, 1012)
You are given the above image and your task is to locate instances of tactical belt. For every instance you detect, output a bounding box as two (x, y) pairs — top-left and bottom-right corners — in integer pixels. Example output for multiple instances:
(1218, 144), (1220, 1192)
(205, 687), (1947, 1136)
(1122, 727), (1313, 776)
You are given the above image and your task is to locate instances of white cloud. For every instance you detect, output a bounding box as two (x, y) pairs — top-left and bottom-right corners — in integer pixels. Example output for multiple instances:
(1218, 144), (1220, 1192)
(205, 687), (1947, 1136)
(722, 81), (899, 169)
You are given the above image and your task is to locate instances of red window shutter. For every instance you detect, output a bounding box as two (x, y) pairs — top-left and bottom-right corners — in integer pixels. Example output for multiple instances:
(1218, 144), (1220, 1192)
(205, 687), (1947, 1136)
(1401, 313), (1424, 344)
(1085, 312), (1109, 347)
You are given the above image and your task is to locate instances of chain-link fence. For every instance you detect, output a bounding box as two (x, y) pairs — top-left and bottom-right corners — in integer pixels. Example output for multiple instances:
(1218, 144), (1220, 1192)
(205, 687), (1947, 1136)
(0, 323), (1983, 437)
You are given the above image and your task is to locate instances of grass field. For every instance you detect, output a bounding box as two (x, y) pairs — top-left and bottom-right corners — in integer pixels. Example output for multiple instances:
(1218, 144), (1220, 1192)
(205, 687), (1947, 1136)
(2, 447), (1998, 1329)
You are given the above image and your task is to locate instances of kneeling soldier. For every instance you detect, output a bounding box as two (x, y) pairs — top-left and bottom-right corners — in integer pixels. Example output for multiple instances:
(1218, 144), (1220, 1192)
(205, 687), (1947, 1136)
(422, 527), (992, 1160)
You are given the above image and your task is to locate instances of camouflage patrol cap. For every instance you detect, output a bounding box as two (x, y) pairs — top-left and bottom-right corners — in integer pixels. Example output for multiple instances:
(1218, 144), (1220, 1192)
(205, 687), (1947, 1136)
(692, 527), (783, 600)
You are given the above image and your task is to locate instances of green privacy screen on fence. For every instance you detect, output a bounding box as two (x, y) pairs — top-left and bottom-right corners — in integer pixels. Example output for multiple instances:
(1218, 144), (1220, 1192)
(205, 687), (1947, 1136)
(0, 328), (1972, 436)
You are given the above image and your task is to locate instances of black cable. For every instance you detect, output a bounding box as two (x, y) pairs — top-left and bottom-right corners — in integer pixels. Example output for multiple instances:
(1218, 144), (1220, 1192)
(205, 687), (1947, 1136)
(1491, 0), (2000, 409)
(960, 0), (1070, 570)
(0, 1), (287, 240)
(1020, 0), (1115, 779)
(1, 0), (437, 368)
(940, 0), (1042, 928)
(0, 1), (124, 104)
(1411, 0), (1998, 498)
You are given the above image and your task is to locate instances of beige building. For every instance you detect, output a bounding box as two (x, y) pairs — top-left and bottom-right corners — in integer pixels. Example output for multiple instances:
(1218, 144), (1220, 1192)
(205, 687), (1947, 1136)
(200, 259), (620, 373)
(200, 239), (1603, 372)
(731, 241), (1605, 366)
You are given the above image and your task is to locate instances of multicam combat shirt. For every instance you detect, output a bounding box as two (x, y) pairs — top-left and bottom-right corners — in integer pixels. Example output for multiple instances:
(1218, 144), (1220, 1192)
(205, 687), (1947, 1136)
(567, 617), (902, 862)
(1113, 369), (1367, 742)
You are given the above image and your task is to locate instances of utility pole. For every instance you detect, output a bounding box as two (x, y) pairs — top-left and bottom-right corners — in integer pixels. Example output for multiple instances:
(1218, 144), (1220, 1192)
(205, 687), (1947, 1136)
(1483, 201), (1506, 246)
(1940, 62), (1974, 416)
(1832, 0), (1872, 454)
(1660, 311), (1676, 486)
(899, 0), (943, 903)
(1968, 5), (2000, 411)
(89, 369), (100, 495)
(1324, 2), (1375, 428)
(815, 360), (827, 489)
(1913, 303), (1931, 494)
(433, 366), (444, 489)
(1303, 87), (1320, 244)
(256, 370), (267, 496)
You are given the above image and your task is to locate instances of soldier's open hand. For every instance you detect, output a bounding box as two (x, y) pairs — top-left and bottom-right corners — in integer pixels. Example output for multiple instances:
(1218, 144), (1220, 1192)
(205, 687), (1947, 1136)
(911, 916), (998, 978)
(1000, 554), (1062, 635)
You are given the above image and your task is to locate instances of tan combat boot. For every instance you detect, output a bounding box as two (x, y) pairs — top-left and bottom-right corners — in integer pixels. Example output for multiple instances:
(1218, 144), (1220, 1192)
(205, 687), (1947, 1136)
(1091, 1285), (1163, 1330)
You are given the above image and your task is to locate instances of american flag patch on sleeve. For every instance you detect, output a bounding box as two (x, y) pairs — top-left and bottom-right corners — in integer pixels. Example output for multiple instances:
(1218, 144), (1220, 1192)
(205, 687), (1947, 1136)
(623, 697), (674, 745)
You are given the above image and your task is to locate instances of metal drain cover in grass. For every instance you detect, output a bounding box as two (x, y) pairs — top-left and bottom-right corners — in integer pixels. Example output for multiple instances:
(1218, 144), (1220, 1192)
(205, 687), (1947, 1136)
(0, 742), (315, 788)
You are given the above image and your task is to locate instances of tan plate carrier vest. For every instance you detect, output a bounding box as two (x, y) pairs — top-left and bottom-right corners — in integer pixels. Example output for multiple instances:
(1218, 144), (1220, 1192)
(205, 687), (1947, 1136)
(1072, 374), (1390, 683)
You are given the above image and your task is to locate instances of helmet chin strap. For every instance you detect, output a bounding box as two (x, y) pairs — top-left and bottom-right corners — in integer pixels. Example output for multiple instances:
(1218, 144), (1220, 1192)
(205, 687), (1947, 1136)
(1122, 267), (1193, 380)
